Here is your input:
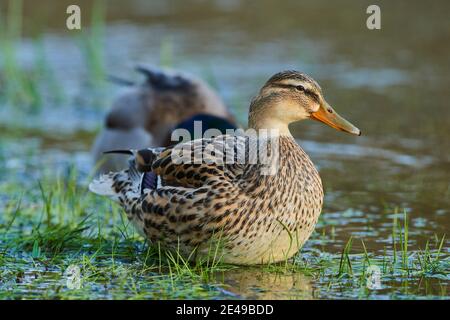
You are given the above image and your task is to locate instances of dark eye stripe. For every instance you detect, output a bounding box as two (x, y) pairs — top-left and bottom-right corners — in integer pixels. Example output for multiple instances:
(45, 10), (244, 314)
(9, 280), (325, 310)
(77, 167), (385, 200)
(305, 89), (320, 103)
(273, 83), (294, 90)
(274, 83), (320, 102)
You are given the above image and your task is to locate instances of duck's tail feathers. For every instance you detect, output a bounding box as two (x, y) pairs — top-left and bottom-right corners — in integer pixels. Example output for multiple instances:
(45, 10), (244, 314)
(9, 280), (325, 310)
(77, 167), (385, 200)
(89, 146), (167, 200)
(106, 74), (135, 86)
(89, 167), (143, 202)
(135, 64), (191, 90)
(103, 149), (135, 155)
(88, 172), (118, 198)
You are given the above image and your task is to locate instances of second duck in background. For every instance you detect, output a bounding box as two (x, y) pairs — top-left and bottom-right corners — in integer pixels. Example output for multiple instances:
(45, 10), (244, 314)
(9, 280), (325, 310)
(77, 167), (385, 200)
(92, 66), (238, 173)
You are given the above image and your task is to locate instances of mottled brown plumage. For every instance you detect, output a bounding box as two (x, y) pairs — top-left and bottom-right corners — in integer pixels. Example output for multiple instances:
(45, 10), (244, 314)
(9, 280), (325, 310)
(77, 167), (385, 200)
(90, 70), (361, 265)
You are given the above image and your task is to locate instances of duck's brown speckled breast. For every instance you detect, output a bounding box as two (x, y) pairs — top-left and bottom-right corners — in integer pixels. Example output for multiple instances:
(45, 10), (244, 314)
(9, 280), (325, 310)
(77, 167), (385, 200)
(214, 136), (324, 264)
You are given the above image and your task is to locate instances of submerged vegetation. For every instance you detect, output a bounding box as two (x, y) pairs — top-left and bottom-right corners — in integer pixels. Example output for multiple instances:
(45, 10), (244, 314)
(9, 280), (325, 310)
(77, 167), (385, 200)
(0, 0), (449, 299)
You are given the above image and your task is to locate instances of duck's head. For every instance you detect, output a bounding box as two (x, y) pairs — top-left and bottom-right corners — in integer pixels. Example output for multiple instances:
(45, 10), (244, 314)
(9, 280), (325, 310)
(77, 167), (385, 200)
(248, 70), (361, 136)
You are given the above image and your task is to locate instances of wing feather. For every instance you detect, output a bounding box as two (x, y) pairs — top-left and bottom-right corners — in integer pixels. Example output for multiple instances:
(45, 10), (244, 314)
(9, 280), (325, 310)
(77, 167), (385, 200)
(150, 134), (249, 188)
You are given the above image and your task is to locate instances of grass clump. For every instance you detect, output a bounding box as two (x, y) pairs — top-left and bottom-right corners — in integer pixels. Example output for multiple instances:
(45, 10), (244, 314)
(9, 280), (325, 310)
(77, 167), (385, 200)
(291, 209), (448, 299)
(0, 169), (237, 299)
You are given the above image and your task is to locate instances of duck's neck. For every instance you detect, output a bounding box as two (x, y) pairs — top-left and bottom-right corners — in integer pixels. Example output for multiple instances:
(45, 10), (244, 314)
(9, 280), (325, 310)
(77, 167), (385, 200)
(248, 117), (292, 137)
(247, 96), (293, 137)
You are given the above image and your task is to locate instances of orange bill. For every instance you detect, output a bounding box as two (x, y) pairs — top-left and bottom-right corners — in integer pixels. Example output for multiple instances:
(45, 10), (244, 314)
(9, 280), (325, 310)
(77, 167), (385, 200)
(311, 102), (361, 136)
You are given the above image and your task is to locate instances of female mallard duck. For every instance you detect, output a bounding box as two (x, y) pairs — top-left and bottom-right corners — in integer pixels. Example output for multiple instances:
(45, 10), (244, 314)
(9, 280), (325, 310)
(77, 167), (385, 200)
(89, 70), (360, 265)
(92, 66), (237, 173)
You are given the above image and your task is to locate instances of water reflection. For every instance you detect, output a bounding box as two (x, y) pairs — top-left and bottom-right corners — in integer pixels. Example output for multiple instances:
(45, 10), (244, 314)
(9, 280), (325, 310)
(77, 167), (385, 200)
(215, 269), (314, 300)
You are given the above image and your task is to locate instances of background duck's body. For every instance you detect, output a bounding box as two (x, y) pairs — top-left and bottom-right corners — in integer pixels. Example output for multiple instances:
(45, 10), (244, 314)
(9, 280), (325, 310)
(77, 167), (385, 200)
(90, 70), (360, 265)
(92, 66), (236, 173)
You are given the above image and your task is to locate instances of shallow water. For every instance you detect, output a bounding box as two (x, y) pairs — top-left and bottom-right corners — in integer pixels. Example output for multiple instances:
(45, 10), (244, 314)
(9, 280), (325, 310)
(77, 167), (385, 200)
(0, 0), (449, 299)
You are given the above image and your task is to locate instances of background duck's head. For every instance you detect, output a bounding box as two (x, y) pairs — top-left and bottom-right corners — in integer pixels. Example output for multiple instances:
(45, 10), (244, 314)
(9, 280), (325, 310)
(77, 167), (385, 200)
(248, 70), (361, 136)
(164, 113), (238, 146)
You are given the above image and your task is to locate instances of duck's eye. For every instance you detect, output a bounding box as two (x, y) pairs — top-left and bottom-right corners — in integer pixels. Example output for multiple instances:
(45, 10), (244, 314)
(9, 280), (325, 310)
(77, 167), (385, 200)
(295, 85), (305, 92)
